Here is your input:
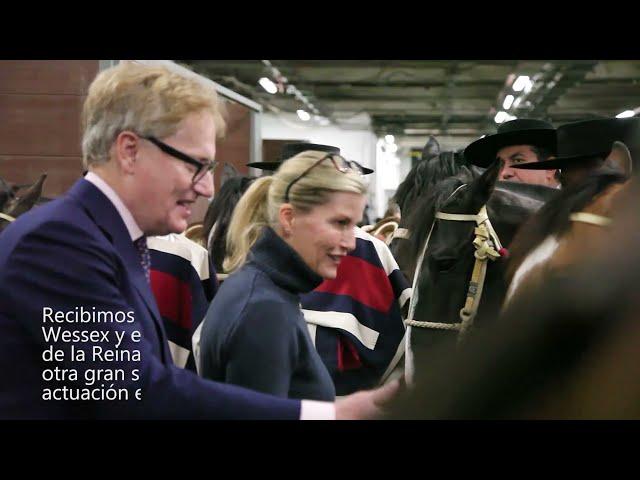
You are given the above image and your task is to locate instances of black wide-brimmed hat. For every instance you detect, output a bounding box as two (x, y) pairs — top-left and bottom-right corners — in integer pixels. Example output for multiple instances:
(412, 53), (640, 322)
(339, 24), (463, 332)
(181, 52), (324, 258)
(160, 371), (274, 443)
(464, 119), (557, 168)
(247, 142), (374, 174)
(513, 117), (640, 170)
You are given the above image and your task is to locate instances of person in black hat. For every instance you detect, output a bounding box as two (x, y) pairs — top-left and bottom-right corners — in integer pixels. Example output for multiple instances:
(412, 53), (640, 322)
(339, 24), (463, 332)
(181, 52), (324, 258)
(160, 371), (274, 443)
(513, 117), (639, 188)
(464, 119), (559, 188)
(248, 142), (374, 174)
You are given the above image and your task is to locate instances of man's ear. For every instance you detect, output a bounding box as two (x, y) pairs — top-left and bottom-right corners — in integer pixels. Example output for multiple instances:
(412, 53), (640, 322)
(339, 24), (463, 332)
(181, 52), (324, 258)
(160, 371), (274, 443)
(114, 131), (140, 174)
(278, 203), (295, 237)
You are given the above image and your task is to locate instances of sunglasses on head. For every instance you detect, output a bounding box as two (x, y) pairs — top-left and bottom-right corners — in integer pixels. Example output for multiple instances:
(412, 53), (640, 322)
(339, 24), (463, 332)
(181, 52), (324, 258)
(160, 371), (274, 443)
(284, 153), (364, 203)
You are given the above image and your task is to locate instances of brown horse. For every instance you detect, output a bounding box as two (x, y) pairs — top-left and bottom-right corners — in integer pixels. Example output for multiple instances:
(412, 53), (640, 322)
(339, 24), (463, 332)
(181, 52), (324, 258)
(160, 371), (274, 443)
(0, 174), (47, 233)
(505, 142), (632, 308)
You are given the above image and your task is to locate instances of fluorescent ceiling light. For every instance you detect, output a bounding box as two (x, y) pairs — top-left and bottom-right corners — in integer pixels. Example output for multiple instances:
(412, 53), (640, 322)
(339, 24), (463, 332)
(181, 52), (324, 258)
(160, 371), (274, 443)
(297, 109), (311, 121)
(404, 129), (433, 134)
(523, 79), (534, 94)
(513, 97), (522, 108)
(503, 94), (515, 110)
(384, 134), (395, 144)
(616, 110), (636, 118)
(258, 77), (277, 94)
(494, 111), (509, 124)
(512, 75), (530, 92)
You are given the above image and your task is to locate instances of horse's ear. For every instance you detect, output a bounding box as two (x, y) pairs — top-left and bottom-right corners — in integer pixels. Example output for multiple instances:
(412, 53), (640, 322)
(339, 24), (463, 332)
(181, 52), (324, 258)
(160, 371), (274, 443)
(220, 162), (240, 188)
(429, 136), (441, 153)
(471, 158), (503, 201)
(604, 141), (633, 177)
(5, 173), (47, 217)
(421, 136), (441, 161)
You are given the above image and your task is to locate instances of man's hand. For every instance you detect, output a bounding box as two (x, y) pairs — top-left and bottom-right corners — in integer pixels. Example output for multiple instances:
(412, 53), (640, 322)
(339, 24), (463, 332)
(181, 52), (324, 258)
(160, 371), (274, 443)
(335, 379), (401, 420)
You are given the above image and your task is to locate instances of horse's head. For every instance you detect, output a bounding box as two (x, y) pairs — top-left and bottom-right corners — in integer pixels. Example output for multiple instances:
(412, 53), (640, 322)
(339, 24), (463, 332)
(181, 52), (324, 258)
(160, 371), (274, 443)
(410, 159), (501, 334)
(0, 174), (47, 232)
(408, 160), (556, 356)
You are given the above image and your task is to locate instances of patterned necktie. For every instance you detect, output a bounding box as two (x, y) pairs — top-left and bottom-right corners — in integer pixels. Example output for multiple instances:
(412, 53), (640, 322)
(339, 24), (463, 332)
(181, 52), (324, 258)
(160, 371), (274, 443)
(134, 236), (151, 283)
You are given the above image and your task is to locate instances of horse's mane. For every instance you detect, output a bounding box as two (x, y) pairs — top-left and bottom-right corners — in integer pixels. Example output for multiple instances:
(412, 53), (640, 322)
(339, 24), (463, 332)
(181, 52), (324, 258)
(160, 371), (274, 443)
(507, 168), (628, 280)
(394, 151), (467, 213)
(405, 166), (478, 263)
(203, 176), (256, 272)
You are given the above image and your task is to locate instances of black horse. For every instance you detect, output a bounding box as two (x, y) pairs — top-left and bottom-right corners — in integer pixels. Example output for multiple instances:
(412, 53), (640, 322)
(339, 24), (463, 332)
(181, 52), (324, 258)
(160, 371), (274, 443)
(402, 160), (556, 383)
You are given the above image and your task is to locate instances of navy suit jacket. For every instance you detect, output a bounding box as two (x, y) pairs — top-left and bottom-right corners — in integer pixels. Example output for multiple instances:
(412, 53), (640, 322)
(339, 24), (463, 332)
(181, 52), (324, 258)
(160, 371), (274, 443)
(0, 179), (301, 419)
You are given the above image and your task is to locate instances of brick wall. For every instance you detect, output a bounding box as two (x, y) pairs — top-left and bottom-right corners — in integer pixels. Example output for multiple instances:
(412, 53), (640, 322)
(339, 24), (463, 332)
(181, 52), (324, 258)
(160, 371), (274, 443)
(0, 60), (99, 198)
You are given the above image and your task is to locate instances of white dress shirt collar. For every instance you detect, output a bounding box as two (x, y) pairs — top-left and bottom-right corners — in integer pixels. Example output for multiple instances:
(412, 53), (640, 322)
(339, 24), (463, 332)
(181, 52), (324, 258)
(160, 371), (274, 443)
(84, 172), (144, 241)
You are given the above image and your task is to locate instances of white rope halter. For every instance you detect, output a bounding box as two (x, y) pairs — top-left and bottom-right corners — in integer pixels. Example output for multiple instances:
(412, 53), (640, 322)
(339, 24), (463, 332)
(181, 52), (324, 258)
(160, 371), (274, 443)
(569, 212), (612, 227)
(0, 212), (16, 223)
(405, 204), (503, 331)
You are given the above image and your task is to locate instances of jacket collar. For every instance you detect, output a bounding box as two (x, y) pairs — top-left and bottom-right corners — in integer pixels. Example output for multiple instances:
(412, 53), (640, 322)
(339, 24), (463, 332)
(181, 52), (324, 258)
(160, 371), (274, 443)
(67, 179), (169, 361)
(84, 172), (143, 241)
(249, 227), (323, 295)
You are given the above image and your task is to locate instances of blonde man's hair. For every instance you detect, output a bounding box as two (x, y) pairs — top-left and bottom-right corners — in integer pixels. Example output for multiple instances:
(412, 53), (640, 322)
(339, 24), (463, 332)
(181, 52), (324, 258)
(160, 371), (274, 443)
(224, 151), (367, 273)
(81, 61), (226, 168)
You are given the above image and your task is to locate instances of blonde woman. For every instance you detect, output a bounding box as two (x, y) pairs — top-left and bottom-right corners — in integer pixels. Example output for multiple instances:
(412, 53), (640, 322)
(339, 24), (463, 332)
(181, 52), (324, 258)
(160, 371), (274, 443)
(199, 151), (368, 400)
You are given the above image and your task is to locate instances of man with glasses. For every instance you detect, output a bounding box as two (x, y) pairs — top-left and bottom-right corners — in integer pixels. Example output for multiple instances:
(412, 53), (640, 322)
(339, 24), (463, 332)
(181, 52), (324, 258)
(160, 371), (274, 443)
(141, 134), (219, 374)
(0, 62), (397, 419)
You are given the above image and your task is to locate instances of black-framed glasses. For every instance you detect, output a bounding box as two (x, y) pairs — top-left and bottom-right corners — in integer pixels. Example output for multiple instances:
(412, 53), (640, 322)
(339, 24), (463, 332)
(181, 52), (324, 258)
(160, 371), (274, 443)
(284, 153), (365, 202)
(144, 136), (218, 185)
